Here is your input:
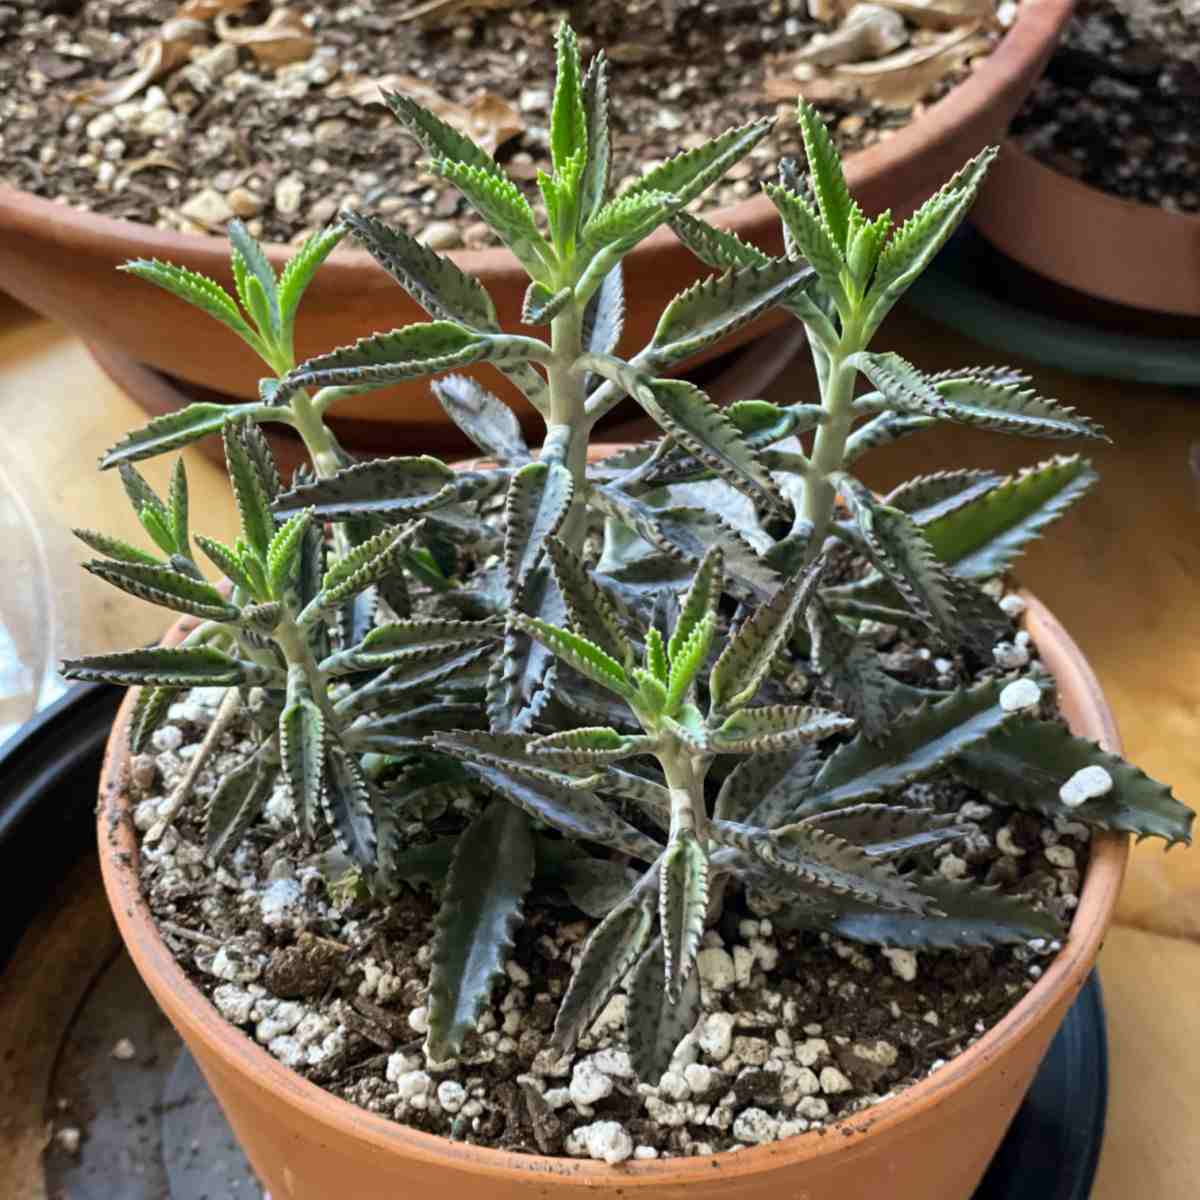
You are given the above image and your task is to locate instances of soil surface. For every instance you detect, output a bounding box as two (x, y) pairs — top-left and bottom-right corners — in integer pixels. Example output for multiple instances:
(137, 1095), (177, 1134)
(125, 579), (1087, 1163)
(0, 0), (1009, 247)
(1011, 0), (1200, 212)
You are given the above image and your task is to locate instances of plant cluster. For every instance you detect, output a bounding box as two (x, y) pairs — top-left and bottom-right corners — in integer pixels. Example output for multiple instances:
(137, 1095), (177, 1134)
(66, 23), (1192, 1083)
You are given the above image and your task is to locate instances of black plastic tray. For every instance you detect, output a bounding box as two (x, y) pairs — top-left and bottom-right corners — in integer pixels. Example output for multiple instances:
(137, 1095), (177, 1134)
(1, 685), (1108, 1198)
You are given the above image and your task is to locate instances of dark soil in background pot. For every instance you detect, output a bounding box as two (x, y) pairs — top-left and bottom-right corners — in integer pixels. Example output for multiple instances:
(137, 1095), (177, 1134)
(1010, 0), (1200, 212)
(124, 578), (1087, 1165)
(0, 0), (1012, 249)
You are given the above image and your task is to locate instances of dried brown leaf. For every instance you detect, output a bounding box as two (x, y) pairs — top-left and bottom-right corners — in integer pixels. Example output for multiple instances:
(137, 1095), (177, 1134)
(177, 0), (254, 18)
(215, 9), (316, 68)
(72, 23), (204, 108)
(327, 74), (524, 156)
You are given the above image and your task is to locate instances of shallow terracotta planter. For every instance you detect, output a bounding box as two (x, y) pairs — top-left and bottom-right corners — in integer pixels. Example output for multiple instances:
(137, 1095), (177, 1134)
(97, 588), (1127, 1200)
(1, 0), (1071, 435)
(973, 140), (1200, 316)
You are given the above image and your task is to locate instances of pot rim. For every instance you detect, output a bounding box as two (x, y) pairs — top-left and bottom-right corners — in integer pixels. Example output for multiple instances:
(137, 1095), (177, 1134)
(97, 588), (1129, 1188)
(1, 0), (1072, 282)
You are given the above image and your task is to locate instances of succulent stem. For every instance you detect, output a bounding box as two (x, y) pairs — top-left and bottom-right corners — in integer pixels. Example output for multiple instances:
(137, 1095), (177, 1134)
(540, 302), (593, 542)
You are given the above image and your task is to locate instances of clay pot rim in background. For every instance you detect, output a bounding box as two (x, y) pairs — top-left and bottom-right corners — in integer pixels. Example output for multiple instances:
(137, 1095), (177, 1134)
(0, 0), (1073, 284)
(972, 140), (1200, 316)
(96, 587), (1128, 1190)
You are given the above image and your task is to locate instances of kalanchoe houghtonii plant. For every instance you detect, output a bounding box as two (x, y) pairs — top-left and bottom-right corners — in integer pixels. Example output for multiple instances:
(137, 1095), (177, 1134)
(65, 22), (1193, 1082)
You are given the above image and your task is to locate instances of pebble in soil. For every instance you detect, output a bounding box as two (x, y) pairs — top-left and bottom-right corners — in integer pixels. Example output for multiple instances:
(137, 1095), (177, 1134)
(127, 589), (1087, 1163)
(0, 0), (1010, 248)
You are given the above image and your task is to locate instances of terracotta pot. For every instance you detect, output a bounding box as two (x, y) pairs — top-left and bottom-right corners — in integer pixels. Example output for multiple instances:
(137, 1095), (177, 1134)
(1, 0), (1071, 434)
(96, 589), (1128, 1200)
(973, 140), (1200, 316)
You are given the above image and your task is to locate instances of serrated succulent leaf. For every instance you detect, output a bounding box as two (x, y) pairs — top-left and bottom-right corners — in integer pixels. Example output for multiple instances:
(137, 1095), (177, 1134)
(283, 322), (499, 395)
(82, 559), (239, 622)
(715, 746), (820, 825)
(808, 804), (967, 859)
(62, 646), (271, 688)
(713, 704), (855, 754)
(557, 857), (641, 919)
(278, 223), (347, 336)
(320, 521), (420, 606)
(956, 718), (1194, 846)
(100, 402), (233, 468)
(808, 596), (933, 740)
(582, 261), (624, 360)
(504, 462), (574, 598)
(798, 681), (1013, 816)
(167, 458), (189, 555)
(580, 189), (679, 262)
(427, 801), (535, 1060)
(280, 691), (325, 840)
(517, 616), (633, 699)
(434, 159), (549, 274)
(339, 646), (495, 717)
(669, 211), (772, 271)
(795, 100), (857, 249)
(455, 759), (661, 862)
(885, 470), (1004, 524)
(120, 260), (261, 350)
(528, 727), (655, 766)
(543, 535), (633, 665)
(74, 528), (160, 566)
(844, 411), (937, 464)
(128, 684), (180, 754)
(138, 506), (175, 557)
(709, 558), (824, 713)
(323, 743), (376, 868)
(522, 281), (572, 325)
(228, 220), (280, 335)
(826, 875), (1063, 949)
(659, 830), (708, 1001)
(385, 88), (502, 178)
(432, 374), (529, 464)
(323, 617), (499, 674)
(273, 455), (474, 521)
(765, 181), (846, 303)
(205, 745), (278, 864)
(579, 51), (611, 221)
(487, 565), (564, 733)
(650, 260), (814, 366)
(266, 509), (312, 598)
(553, 886), (655, 1053)
(348, 703), (485, 755)
(636, 379), (786, 516)
(626, 938), (701, 1083)
(550, 20), (587, 173)
(848, 351), (948, 416)
(665, 612), (715, 714)
(627, 119), (772, 208)
(343, 210), (499, 330)
(920, 456), (1098, 579)
(836, 473), (959, 638)
(194, 534), (259, 595)
(669, 545), (722, 665)
(224, 419), (279, 560)
(930, 373), (1107, 440)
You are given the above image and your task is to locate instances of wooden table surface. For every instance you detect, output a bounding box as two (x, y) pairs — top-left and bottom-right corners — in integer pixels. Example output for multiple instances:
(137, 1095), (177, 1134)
(1, 292), (1197, 1197)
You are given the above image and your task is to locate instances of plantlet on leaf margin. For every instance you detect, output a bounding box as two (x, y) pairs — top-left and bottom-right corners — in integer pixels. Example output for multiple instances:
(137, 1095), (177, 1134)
(64, 20), (1192, 1086)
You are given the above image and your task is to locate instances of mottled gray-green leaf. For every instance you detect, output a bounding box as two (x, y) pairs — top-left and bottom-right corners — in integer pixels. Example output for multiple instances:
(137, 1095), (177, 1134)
(715, 747), (820, 825)
(626, 118), (772, 208)
(343, 210), (499, 329)
(579, 50), (611, 221)
(323, 743), (376, 869)
(709, 557), (824, 713)
(582, 262), (624, 361)
(553, 886), (655, 1054)
(713, 705), (855, 754)
(521, 281), (572, 326)
(920, 455), (1098, 579)
(764, 181), (845, 303)
(626, 938), (701, 1084)
(273, 456), (475, 521)
(205, 745), (278, 864)
(798, 681), (1013, 817)
(432, 374), (529, 465)
(807, 804), (967, 859)
(559, 857), (641, 918)
(223, 418), (278, 560)
(487, 565), (564, 733)
(82, 560), (239, 622)
(279, 683), (326, 840)
(956, 718), (1194, 847)
(427, 802), (535, 1061)
(884, 470), (1004, 525)
(504, 462), (574, 599)
(384, 88), (502, 178)
(128, 684), (180, 754)
(62, 646), (271, 688)
(636, 379), (786, 516)
(659, 830), (708, 1001)
(544, 535), (633, 665)
(649, 259), (813, 366)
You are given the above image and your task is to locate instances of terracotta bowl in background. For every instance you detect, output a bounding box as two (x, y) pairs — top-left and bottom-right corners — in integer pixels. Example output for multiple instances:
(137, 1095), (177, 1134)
(0, 0), (1073, 437)
(973, 140), (1200, 316)
(97, 588), (1127, 1200)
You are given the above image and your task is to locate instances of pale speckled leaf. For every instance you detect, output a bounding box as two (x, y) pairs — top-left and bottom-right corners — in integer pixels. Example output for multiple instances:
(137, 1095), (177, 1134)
(279, 686), (325, 840)
(205, 745), (278, 864)
(62, 646), (272, 688)
(427, 802), (535, 1060)
(323, 743), (376, 869)
(504, 462), (574, 599)
(659, 830), (708, 1001)
(626, 937), (701, 1083)
(431, 374), (529, 464)
(82, 559), (239, 623)
(544, 535), (633, 665)
(128, 684), (180, 754)
(712, 705), (855, 754)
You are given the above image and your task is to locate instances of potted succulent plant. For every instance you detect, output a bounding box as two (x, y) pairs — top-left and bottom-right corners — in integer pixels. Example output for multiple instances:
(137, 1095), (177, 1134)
(71, 24), (1190, 1200)
(0, 0), (1074, 440)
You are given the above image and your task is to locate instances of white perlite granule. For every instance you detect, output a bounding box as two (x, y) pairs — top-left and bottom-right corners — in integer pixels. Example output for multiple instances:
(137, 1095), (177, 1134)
(1059, 765), (1113, 808)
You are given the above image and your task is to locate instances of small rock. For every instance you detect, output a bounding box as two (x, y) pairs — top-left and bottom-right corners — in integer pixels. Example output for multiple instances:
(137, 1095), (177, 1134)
(1000, 678), (1041, 712)
(268, 1034), (305, 1069)
(54, 1126), (82, 1155)
(213, 984), (256, 1025)
(418, 220), (461, 250)
(152, 725), (184, 752)
(194, 42), (239, 80)
(437, 1081), (467, 1113)
(386, 1052), (421, 1082)
(634, 1145), (659, 1160)
(698, 1012), (736, 1061)
(733, 945), (755, 988)
(408, 1005), (429, 1034)
(732, 1036), (771, 1067)
(795, 1095), (830, 1120)
(684, 1063), (716, 1095)
(939, 853), (969, 881)
(179, 187), (233, 227)
(569, 1059), (614, 1107)
(658, 1069), (692, 1101)
(1045, 844), (1077, 870)
(819, 1066), (853, 1094)
(993, 641), (1031, 670)
(86, 112), (117, 140)
(315, 118), (350, 144)
(227, 186), (265, 218)
(275, 175), (305, 216)
(733, 1106), (780, 1144)
(697, 948), (737, 992)
(571, 1120), (634, 1164)
(1059, 765), (1113, 808)
(996, 826), (1027, 857)
(131, 754), (157, 790)
(794, 1037), (829, 1067)
(998, 593), (1028, 618)
(394, 1070), (432, 1102)
(111, 1038), (136, 1061)
(882, 948), (918, 982)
